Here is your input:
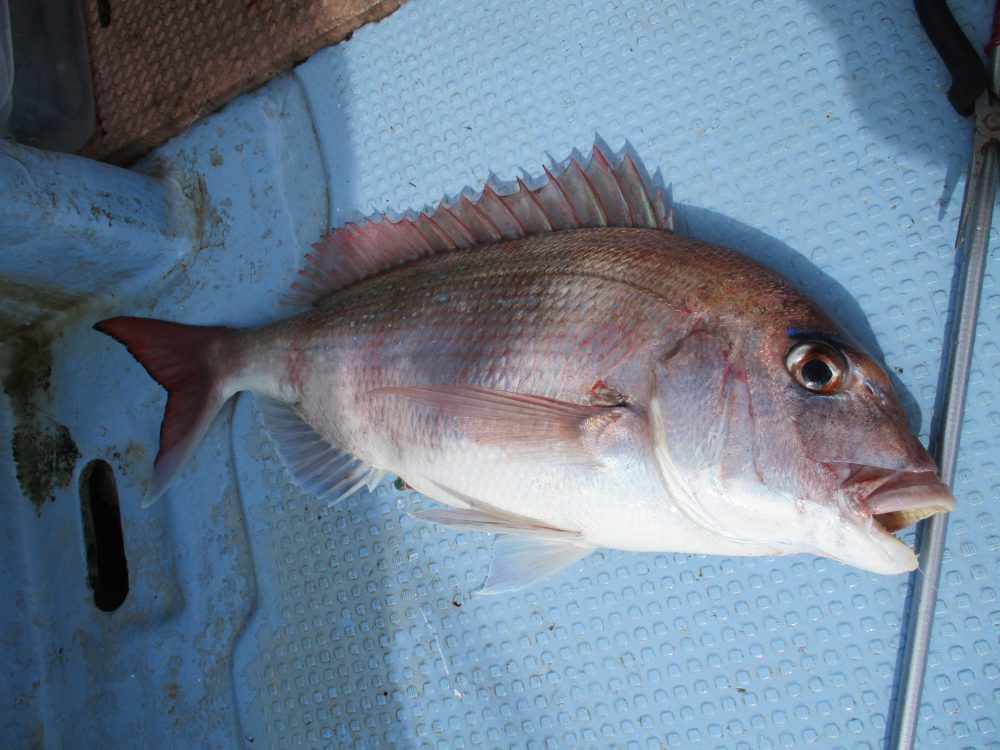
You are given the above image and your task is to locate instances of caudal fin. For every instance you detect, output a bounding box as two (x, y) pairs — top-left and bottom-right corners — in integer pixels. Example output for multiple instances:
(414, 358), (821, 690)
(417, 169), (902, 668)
(94, 316), (235, 505)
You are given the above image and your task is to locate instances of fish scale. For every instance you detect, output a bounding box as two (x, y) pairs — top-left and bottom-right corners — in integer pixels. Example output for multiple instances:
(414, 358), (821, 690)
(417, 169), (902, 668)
(284, 233), (681, 415)
(95, 147), (954, 591)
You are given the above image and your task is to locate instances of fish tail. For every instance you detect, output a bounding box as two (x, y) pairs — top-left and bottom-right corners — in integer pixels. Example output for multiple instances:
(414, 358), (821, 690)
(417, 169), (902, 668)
(94, 316), (237, 505)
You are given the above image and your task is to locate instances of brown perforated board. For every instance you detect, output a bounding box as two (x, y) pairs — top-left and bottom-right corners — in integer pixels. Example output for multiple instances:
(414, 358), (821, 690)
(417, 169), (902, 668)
(80, 0), (405, 165)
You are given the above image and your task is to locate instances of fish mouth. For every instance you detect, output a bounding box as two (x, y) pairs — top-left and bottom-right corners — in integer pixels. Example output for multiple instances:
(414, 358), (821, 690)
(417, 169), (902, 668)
(840, 464), (956, 534)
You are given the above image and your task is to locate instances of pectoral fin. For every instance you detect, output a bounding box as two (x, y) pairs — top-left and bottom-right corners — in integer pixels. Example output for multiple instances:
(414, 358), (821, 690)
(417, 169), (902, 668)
(370, 384), (627, 464)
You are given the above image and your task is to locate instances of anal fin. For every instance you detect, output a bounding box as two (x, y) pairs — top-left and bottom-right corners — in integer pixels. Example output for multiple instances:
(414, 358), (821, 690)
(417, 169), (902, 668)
(255, 396), (383, 505)
(481, 535), (595, 594)
(412, 498), (595, 594)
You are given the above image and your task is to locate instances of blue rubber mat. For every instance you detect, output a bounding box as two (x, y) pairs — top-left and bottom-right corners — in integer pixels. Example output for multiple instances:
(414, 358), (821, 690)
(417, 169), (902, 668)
(2, 0), (998, 748)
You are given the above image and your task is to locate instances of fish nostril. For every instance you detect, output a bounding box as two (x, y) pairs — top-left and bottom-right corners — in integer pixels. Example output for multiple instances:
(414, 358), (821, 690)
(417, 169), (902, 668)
(79, 459), (129, 612)
(864, 380), (888, 407)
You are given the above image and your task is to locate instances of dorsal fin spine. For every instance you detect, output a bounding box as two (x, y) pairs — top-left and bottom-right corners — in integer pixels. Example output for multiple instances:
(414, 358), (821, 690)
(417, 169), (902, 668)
(518, 177), (554, 232)
(490, 184), (527, 235)
(391, 217), (433, 255)
(414, 214), (453, 249)
(442, 204), (478, 246)
(543, 164), (581, 226)
(483, 185), (526, 237)
(428, 208), (465, 248)
(620, 154), (653, 227)
(593, 147), (632, 225)
(612, 166), (636, 226)
(461, 195), (503, 242)
(654, 189), (669, 230)
(580, 154), (608, 226)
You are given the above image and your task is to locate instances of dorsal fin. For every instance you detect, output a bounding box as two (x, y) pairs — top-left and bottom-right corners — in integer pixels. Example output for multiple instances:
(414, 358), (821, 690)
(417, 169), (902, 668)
(288, 145), (672, 307)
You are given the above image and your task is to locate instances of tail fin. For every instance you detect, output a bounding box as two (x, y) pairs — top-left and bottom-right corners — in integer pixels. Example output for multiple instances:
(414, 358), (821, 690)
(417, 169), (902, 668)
(94, 316), (236, 506)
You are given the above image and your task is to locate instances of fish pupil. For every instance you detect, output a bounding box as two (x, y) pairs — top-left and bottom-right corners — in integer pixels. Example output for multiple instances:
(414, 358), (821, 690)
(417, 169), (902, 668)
(802, 358), (833, 388)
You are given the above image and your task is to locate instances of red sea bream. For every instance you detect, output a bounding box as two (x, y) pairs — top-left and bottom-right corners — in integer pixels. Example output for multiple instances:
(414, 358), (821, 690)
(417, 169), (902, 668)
(96, 147), (955, 592)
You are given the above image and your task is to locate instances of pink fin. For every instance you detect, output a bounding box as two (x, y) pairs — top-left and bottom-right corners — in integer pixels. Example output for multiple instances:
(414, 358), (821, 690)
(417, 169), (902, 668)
(479, 535), (595, 594)
(369, 384), (624, 463)
(288, 145), (671, 307)
(413, 507), (582, 539)
(94, 316), (235, 505)
(254, 396), (383, 505)
(411, 493), (595, 593)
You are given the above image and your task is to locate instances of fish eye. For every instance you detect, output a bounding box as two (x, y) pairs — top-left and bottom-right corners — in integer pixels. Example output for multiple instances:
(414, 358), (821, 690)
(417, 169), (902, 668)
(785, 341), (848, 394)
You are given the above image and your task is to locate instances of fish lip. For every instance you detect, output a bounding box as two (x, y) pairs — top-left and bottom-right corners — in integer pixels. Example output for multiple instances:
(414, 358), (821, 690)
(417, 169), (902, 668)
(837, 463), (956, 534)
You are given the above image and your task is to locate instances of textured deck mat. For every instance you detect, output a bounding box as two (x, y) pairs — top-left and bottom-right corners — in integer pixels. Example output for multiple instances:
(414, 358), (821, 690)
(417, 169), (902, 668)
(79, 0), (405, 164)
(3, 0), (998, 748)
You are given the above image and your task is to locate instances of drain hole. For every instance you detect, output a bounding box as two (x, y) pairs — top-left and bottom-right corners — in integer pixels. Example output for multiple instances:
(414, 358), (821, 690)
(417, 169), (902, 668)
(80, 460), (129, 612)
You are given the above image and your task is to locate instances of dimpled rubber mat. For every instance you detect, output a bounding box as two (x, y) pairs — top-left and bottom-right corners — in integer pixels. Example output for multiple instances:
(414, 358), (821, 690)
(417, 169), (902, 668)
(11, 0), (1000, 748)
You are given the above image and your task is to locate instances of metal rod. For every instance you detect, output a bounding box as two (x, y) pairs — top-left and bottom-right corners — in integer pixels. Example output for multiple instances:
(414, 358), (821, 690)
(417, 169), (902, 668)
(887, 97), (998, 750)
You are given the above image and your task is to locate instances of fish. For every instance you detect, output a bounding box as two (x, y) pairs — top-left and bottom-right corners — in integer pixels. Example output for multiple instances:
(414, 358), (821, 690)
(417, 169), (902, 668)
(95, 146), (955, 592)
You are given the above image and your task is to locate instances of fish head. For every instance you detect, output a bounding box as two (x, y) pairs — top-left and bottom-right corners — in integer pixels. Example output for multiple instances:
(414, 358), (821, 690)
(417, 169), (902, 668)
(650, 319), (955, 574)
